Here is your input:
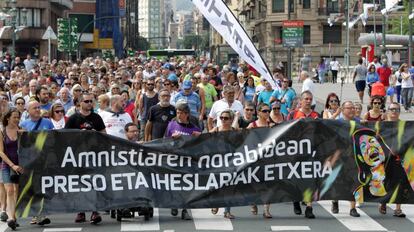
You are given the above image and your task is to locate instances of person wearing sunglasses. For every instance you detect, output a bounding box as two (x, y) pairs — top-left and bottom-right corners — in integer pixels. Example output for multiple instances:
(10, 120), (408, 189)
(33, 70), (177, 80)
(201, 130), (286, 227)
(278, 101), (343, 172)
(322, 93), (341, 120)
(363, 95), (385, 122)
(49, 103), (66, 129)
(379, 102), (406, 217)
(210, 109), (237, 219)
(235, 101), (256, 129)
(65, 92), (106, 224)
(270, 101), (285, 124)
(247, 103), (275, 218)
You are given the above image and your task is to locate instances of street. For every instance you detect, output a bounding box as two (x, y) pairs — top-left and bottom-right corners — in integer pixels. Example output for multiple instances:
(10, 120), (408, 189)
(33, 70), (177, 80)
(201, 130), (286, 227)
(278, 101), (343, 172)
(4, 202), (413, 232)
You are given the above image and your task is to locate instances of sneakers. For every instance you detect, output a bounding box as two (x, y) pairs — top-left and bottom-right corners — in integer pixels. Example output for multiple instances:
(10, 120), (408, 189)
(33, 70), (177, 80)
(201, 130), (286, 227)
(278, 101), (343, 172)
(7, 219), (17, 230)
(0, 211), (8, 222)
(393, 209), (406, 218)
(181, 209), (192, 220)
(75, 213), (86, 223)
(37, 217), (51, 226)
(90, 211), (102, 224)
(305, 206), (315, 219)
(293, 202), (302, 215)
(30, 216), (38, 225)
(331, 201), (339, 214)
(171, 208), (178, 216)
(350, 208), (360, 217)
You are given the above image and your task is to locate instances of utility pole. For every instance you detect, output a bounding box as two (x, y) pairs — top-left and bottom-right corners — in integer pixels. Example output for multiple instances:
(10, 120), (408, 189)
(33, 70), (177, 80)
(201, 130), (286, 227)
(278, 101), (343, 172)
(373, 0), (377, 55)
(287, 0), (292, 80)
(381, 0), (386, 56)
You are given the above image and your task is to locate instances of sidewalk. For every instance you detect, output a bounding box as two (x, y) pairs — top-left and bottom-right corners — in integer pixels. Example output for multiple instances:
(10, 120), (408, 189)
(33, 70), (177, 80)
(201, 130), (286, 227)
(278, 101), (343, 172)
(292, 82), (414, 121)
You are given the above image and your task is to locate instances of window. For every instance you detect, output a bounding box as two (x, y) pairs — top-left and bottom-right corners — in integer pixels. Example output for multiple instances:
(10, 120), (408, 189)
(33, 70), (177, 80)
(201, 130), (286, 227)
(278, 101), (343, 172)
(303, 0), (311, 9)
(69, 14), (94, 33)
(326, 0), (339, 14)
(16, 8), (42, 27)
(365, 25), (382, 33)
(323, 25), (341, 44)
(272, 0), (284, 13)
(303, 25), (310, 44)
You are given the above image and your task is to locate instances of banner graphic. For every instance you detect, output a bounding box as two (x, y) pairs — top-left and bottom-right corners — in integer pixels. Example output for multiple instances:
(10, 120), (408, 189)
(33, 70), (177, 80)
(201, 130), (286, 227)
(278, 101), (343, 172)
(16, 120), (414, 217)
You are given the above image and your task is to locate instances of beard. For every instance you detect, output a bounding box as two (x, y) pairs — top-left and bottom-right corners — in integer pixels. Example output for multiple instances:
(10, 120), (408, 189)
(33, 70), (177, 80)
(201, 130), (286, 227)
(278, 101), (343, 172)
(159, 100), (170, 107)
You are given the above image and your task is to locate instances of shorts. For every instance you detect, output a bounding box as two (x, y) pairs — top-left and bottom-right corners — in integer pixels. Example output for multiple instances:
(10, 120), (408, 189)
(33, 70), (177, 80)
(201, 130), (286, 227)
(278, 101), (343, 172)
(355, 80), (366, 92)
(2, 168), (19, 184)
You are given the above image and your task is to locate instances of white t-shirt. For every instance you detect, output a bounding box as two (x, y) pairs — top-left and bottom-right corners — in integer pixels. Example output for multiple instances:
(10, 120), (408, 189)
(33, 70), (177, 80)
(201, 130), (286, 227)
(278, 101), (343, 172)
(401, 72), (413, 89)
(99, 111), (132, 139)
(302, 78), (316, 106)
(209, 99), (244, 127)
(330, 60), (340, 71)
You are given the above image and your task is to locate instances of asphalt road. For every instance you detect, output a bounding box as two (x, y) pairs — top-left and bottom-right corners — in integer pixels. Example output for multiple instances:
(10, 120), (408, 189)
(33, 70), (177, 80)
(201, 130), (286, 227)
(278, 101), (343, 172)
(4, 201), (413, 232)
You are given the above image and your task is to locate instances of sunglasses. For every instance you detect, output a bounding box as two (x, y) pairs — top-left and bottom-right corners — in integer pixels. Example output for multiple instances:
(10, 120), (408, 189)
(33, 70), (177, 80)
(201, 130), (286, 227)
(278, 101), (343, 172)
(329, 100), (338, 103)
(164, 83), (171, 86)
(373, 102), (382, 105)
(261, 109), (271, 113)
(389, 108), (400, 113)
(54, 110), (65, 114)
(245, 108), (254, 112)
(64, 83), (72, 86)
(220, 116), (231, 121)
(74, 89), (82, 92)
(147, 83), (154, 86)
(83, 100), (93, 104)
(273, 107), (281, 110)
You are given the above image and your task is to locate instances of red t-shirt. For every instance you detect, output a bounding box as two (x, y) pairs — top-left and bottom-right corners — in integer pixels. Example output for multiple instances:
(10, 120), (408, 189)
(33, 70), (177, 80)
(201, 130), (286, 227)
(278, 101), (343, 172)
(376, 66), (391, 87)
(287, 110), (319, 120)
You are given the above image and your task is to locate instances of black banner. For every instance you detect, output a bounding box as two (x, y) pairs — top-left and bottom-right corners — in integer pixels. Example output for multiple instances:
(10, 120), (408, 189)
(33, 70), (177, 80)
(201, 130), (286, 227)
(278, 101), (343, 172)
(16, 119), (414, 217)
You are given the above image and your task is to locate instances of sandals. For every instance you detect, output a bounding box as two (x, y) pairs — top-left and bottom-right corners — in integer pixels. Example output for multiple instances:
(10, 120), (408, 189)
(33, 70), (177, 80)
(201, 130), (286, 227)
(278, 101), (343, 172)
(211, 208), (218, 215)
(379, 203), (387, 215)
(263, 211), (273, 219)
(393, 209), (406, 218)
(224, 212), (235, 219)
(251, 205), (258, 215)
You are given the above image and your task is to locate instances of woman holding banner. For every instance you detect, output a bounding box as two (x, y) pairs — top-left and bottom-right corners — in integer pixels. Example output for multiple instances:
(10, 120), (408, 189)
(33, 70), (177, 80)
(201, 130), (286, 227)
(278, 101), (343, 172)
(0, 108), (23, 230)
(247, 103), (275, 218)
(211, 109), (238, 219)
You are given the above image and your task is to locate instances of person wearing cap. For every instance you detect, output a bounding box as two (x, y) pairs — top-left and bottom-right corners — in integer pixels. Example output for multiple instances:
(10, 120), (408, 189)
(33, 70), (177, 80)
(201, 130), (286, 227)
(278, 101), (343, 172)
(173, 80), (202, 122)
(198, 73), (218, 116)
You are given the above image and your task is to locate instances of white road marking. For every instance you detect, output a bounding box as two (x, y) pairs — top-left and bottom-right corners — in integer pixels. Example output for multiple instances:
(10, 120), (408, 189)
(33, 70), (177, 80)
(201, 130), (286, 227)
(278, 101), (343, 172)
(43, 228), (82, 232)
(191, 208), (233, 230)
(271, 226), (311, 231)
(389, 204), (414, 223)
(121, 208), (160, 231)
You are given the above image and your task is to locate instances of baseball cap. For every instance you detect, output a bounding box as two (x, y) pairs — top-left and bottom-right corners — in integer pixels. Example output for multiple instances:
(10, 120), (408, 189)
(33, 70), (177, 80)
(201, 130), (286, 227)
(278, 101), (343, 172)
(167, 73), (178, 82)
(182, 80), (192, 90)
(162, 63), (171, 70)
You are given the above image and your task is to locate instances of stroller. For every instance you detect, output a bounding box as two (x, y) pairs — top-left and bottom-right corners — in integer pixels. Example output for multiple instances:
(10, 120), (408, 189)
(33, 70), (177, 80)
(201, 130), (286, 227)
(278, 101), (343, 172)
(111, 207), (154, 221)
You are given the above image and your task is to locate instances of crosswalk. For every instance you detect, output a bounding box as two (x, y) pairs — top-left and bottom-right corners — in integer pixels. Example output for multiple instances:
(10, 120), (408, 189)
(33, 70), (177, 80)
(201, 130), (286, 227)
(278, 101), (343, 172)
(0, 202), (413, 232)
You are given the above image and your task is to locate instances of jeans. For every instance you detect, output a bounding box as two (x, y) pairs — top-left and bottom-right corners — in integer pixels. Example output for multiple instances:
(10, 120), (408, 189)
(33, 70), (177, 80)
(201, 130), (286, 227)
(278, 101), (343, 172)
(224, 207), (231, 213)
(318, 71), (326, 84)
(401, 87), (413, 110)
(331, 70), (338, 83)
(396, 85), (402, 104)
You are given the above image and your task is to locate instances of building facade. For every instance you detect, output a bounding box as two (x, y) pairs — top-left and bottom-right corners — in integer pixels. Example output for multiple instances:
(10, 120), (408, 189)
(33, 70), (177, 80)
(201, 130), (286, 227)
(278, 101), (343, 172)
(210, 0), (405, 74)
(0, 0), (73, 59)
(138, 0), (167, 49)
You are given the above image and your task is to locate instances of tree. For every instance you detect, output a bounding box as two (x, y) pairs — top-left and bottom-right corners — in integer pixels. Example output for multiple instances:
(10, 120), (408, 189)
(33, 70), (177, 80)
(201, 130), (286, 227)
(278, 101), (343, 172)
(136, 36), (150, 51)
(389, 0), (411, 35)
(183, 34), (202, 49)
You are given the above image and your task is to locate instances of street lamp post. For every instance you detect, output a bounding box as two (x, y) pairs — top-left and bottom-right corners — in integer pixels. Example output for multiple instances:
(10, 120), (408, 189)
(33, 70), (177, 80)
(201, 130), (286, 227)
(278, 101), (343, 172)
(1, 0), (27, 58)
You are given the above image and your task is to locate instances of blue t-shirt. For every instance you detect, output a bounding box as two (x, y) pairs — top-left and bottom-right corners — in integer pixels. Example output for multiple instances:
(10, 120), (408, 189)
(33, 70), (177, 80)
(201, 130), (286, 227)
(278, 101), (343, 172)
(257, 90), (273, 106)
(366, 72), (379, 84)
(20, 118), (55, 131)
(271, 88), (296, 115)
(173, 91), (201, 118)
(244, 86), (255, 102)
(40, 103), (52, 111)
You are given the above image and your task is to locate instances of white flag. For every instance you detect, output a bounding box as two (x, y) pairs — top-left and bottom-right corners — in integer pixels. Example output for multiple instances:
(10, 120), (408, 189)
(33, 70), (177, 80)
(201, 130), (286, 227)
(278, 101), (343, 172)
(191, 0), (277, 88)
(381, 0), (401, 15)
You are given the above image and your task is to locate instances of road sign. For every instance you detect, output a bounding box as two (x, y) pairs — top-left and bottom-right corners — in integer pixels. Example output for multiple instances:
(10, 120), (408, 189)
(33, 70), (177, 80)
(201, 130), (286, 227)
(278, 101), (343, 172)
(42, 26), (57, 40)
(57, 18), (78, 53)
(282, 20), (304, 48)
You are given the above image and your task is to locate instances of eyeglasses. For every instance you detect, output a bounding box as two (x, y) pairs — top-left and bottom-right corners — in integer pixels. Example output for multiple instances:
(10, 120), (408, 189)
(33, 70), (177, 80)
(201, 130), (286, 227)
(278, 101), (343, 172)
(54, 110), (65, 114)
(220, 116), (231, 121)
(373, 102), (382, 105)
(389, 108), (400, 113)
(83, 100), (93, 104)
(329, 99), (338, 103)
(245, 108), (254, 112)
(261, 109), (271, 113)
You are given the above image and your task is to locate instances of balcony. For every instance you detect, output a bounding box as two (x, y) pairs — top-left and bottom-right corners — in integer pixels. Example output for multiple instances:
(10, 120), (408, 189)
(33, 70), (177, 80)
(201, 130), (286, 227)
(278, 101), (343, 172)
(50, 0), (73, 10)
